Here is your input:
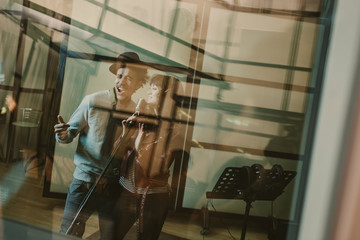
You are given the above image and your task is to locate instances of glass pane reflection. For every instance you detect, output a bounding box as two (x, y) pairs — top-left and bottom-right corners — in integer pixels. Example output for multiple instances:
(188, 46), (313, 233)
(0, 0), (335, 239)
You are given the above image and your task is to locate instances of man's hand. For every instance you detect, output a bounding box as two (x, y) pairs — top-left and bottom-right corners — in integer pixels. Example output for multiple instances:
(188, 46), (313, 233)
(54, 115), (70, 141)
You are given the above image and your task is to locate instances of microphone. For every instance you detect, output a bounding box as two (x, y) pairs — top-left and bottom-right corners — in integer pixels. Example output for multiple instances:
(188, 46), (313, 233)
(134, 98), (146, 116)
(127, 98), (146, 126)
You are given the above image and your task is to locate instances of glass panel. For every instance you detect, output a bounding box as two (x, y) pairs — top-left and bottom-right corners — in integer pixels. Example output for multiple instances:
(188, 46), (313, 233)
(12, 92), (43, 160)
(67, 0), (197, 67)
(21, 22), (50, 89)
(71, 0), (102, 29)
(184, 148), (301, 219)
(0, 90), (12, 161)
(0, 0), (340, 239)
(0, 12), (20, 87)
(52, 56), (190, 193)
(182, 2), (318, 236)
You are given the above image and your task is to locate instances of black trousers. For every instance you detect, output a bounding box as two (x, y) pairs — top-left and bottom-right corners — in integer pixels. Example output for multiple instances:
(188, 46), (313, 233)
(112, 189), (170, 240)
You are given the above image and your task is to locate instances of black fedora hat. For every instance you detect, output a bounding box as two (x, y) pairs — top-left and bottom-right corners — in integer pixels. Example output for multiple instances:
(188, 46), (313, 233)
(109, 52), (143, 75)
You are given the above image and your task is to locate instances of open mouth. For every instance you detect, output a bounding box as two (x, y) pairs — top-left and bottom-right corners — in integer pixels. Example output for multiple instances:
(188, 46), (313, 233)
(116, 87), (124, 94)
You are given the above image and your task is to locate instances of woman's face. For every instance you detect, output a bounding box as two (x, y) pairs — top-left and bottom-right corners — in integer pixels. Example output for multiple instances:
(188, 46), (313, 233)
(147, 81), (163, 107)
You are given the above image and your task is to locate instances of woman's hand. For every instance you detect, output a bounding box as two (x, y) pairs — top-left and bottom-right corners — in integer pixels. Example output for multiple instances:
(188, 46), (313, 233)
(121, 113), (138, 137)
(135, 123), (145, 151)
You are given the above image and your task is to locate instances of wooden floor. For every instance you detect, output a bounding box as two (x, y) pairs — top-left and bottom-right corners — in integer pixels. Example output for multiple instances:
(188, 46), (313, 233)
(0, 161), (268, 240)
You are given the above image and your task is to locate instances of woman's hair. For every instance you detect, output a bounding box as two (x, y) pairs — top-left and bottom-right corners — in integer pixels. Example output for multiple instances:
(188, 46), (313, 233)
(150, 75), (171, 92)
(150, 74), (183, 98)
(149, 74), (184, 119)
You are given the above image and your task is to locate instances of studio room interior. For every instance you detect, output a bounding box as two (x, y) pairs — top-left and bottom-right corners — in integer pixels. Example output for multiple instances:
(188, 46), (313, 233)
(0, 0), (360, 239)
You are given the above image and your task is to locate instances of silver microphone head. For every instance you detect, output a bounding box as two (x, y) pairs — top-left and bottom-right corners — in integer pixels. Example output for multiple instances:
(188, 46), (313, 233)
(135, 98), (146, 115)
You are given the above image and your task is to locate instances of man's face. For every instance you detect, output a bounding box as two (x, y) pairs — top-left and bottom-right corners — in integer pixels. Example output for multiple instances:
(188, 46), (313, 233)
(114, 67), (141, 102)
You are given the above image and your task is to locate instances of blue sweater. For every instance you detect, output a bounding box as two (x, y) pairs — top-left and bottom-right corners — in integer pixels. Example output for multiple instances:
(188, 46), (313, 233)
(56, 89), (136, 182)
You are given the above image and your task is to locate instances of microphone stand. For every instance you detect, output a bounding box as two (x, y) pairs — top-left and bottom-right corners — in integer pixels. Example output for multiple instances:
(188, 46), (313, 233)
(65, 123), (133, 235)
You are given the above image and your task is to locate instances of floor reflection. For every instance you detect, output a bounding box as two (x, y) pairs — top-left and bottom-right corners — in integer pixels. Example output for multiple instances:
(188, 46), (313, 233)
(0, 160), (269, 240)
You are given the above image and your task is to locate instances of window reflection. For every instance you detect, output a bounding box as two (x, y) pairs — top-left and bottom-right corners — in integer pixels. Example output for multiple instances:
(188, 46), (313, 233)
(0, 0), (333, 239)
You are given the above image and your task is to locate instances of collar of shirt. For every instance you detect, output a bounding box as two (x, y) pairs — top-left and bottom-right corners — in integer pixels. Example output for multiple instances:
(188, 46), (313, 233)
(111, 88), (117, 106)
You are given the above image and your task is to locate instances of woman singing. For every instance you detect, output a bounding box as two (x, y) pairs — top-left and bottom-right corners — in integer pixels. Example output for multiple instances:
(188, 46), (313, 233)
(112, 74), (186, 240)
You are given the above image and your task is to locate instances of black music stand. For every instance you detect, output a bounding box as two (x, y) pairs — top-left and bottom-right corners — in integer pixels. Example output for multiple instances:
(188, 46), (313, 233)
(204, 166), (296, 240)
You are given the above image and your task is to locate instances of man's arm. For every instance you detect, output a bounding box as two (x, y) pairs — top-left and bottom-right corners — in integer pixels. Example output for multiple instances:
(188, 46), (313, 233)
(54, 95), (90, 144)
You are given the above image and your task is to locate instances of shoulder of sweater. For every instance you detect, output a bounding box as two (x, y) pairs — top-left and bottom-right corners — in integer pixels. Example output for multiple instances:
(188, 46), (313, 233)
(87, 89), (110, 99)
(86, 90), (113, 107)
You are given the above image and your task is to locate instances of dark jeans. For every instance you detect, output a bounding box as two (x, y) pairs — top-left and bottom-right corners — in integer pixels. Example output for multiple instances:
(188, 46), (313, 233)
(112, 189), (170, 240)
(60, 178), (122, 239)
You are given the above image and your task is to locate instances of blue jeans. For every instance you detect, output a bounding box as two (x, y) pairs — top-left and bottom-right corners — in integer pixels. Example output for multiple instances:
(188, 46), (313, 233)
(59, 178), (122, 239)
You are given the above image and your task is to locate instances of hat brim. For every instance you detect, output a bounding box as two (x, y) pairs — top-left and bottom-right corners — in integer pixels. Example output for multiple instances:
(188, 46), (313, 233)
(110, 61), (147, 74)
(109, 62), (121, 75)
(110, 61), (147, 75)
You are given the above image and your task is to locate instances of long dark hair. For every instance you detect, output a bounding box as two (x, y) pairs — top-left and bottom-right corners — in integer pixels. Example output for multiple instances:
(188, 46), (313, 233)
(149, 74), (184, 121)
